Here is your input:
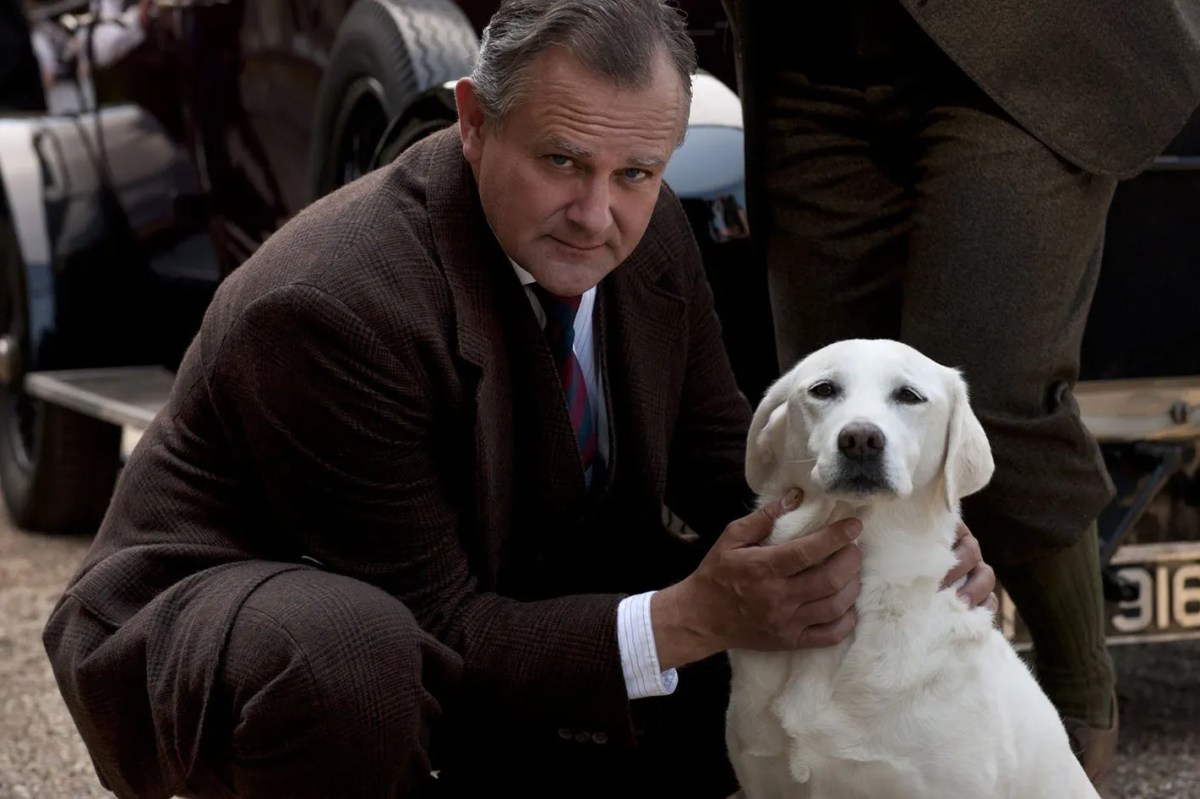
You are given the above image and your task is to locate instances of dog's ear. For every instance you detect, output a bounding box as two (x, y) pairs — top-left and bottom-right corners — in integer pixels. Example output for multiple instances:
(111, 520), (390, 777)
(745, 372), (796, 495)
(942, 368), (995, 512)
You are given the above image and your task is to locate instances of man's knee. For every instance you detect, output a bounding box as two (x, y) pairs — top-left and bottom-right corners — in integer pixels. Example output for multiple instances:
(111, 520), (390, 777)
(899, 331), (1113, 564)
(205, 569), (462, 797)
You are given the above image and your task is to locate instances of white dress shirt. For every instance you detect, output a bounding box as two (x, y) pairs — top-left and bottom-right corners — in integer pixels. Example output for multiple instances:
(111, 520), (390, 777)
(510, 260), (677, 700)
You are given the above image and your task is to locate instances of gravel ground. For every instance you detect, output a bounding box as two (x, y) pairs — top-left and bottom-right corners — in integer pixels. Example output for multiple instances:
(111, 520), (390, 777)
(1, 516), (1198, 798)
(0, 523), (106, 799)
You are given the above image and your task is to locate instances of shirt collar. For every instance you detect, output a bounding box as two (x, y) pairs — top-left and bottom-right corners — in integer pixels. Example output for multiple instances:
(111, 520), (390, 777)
(510, 258), (537, 287)
(509, 258), (597, 302)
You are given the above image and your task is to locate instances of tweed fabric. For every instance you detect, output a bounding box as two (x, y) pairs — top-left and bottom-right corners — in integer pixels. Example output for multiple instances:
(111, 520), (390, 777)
(722, 0), (1132, 566)
(994, 525), (1115, 727)
(723, 0), (1200, 178)
(42, 125), (755, 797)
(186, 569), (459, 798)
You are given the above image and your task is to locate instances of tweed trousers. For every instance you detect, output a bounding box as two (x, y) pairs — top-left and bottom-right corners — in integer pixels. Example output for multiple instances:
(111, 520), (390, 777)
(48, 564), (739, 799)
(756, 2), (1118, 566)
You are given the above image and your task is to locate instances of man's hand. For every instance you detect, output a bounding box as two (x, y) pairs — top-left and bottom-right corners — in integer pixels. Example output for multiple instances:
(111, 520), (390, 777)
(941, 521), (999, 616)
(651, 490), (863, 671)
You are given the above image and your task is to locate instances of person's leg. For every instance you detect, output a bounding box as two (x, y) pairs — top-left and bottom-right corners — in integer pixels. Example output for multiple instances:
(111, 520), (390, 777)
(191, 568), (463, 798)
(757, 66), (911, 371)
(900, 71), (1118, 784)
(992, 524), (1119, 788)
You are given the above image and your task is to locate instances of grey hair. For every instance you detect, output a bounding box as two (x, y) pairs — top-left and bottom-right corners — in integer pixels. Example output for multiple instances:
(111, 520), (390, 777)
(471, 0), (697, 139)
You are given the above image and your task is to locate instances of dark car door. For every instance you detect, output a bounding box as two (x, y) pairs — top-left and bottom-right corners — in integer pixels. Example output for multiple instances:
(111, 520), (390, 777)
(170, 0), (342, 270)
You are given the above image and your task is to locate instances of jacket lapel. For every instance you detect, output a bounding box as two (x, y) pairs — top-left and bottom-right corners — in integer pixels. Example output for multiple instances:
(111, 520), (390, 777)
(602, 224), (689, 498)
(422, 129), (596, 576)
(424, 129), (515, 579)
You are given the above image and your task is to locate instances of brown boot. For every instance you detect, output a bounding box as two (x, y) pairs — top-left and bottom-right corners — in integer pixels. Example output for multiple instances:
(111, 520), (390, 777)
(1063, 696), (1119, 796)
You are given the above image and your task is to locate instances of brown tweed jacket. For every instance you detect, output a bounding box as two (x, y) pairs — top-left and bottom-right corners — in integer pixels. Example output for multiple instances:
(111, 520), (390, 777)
(43, 127), (754, 793)
(724, 0), (1200, 178)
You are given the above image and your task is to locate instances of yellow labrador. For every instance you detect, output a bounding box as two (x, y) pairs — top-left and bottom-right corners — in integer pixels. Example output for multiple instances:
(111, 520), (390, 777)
(725, 339), (1098, 799)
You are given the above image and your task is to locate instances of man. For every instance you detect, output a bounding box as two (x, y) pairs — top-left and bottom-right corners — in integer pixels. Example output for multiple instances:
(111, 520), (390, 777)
(43, 2), (994, 797)
(722, 0), (1200, 791)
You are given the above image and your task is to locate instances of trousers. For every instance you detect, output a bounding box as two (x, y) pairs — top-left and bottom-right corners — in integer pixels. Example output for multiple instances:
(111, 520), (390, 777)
(50, 565), (739, 799)
(756, 0), (1117, 565)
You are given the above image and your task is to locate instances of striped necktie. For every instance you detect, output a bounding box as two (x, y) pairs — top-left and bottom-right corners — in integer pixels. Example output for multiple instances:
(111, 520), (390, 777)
(531, 284), (598, 485)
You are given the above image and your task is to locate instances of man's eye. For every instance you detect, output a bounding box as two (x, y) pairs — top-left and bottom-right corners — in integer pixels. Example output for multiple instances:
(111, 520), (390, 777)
(548, 154), (572, 167)
(894, 386), (926, 405)
(623, 168), (648, 181)
(808, 381), (838, 399)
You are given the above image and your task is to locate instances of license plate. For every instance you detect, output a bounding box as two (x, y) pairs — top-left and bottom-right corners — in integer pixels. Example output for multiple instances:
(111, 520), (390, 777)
(1001, 541), (1200, 647)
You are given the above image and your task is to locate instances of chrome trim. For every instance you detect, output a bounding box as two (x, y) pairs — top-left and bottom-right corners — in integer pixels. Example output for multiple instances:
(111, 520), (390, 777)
(0, 335), (14, 385)
(1151, 155), (1200, 171)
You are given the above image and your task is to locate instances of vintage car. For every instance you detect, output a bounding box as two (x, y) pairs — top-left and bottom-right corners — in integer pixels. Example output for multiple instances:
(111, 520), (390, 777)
(1, 0), (1198, 649)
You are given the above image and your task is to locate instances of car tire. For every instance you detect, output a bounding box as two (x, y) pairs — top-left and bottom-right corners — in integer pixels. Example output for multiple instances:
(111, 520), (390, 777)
(308, 0), (478, 199)
(369, 85), (460, 170)
(0, 218), (121, 534)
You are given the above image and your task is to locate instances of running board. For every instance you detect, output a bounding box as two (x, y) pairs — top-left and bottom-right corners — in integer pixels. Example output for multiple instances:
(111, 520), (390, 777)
(24, 366), (175, 430)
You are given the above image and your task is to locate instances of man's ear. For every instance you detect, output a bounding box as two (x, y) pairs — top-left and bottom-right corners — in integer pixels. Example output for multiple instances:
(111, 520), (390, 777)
(942, 368), (995, 512)
(455, 78), (486, 166)
(745, 372), (797, 496)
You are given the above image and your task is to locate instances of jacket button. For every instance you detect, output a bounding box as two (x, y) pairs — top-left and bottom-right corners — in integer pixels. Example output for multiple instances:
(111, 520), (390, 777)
(592, 732), (608, 745)
(574, 731), (591, 744)
(557, 728), (572, 740)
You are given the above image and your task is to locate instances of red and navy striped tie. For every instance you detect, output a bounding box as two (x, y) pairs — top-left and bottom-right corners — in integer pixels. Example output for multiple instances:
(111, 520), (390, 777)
(532, 284), (598, 485)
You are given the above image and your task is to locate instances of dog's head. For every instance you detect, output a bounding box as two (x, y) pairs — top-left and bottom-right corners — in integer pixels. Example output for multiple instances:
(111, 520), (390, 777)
(746, 339), (994, 510)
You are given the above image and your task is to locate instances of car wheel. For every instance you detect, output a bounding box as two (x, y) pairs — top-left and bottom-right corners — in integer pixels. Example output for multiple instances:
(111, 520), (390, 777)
(0, 218), (121, 533)
(369, 86), (459, 171)
(309, 0), (478, 199)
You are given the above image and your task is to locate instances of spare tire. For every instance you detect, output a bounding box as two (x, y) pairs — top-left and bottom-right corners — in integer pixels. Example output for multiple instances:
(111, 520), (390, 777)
(369, 84), (460, 171)
(308, 0), (479, 200)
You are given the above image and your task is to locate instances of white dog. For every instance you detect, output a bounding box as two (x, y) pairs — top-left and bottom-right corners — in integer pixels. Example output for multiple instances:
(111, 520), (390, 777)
(725, 339), (1099, 799)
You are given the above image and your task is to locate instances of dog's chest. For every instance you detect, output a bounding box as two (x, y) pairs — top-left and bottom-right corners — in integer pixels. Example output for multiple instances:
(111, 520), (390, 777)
(742, 596), (991, 782)
(775, 611), (961, 737)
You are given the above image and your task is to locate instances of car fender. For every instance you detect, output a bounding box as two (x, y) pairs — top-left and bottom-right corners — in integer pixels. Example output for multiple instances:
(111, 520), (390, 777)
(667, 73), (779, 406)
(664, 71), (749, 236)
(0, 117), (60, 371)
(0, 106), (215, 372)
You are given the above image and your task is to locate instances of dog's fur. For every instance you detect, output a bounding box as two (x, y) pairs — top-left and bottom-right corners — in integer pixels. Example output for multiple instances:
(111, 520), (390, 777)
(725, 339), (1098, 799)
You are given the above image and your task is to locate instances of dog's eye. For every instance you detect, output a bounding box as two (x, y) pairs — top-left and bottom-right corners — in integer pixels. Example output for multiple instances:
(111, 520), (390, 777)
(894, 386), (926, 405)
(808, 381), (839, 400)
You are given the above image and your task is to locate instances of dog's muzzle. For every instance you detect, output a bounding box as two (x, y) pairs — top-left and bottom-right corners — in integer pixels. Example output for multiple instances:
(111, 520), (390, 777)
(830, 422), (892, 494)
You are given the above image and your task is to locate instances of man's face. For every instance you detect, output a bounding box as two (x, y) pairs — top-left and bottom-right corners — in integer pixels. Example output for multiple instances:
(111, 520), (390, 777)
(457, 47), (687, 297)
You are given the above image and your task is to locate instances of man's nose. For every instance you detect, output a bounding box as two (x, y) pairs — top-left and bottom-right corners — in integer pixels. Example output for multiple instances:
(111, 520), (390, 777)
(566, 176), (613, 235)
(837, 422), (886, 461)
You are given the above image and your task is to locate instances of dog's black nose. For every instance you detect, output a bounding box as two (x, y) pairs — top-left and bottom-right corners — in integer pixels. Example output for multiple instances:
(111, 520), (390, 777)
(838, 423), (886, 461)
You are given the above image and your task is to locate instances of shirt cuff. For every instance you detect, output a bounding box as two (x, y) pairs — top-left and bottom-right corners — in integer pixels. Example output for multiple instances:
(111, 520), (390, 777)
(616, 591), (678, 699)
